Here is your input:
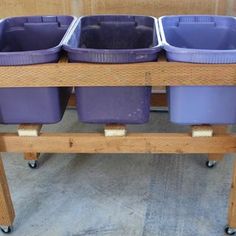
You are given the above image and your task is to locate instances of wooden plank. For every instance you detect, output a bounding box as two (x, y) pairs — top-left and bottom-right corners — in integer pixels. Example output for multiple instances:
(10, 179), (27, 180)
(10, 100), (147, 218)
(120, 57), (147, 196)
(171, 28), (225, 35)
(1, 62), (236, 87)
(228, 160), (236, 228)
(208, 126), (228, 161)
(0, 156), (15, 227)
(0, 132), (236, 154)
(68, 93), (168, 108)
(104, 125), (127, 137)
(18, 124), (42, 162)
(192, 125), (213, 138)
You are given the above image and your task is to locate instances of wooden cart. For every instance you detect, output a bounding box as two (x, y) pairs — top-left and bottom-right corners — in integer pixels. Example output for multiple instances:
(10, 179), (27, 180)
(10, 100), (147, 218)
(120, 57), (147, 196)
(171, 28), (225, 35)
(0, 0), (235, 235)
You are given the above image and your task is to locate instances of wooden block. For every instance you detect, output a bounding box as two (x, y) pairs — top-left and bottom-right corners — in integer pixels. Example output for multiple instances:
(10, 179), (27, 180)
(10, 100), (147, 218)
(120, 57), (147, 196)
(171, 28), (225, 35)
(192, 125), (213, 137)
(104, 125), (127, 137)
(18, 124), (42, 137)
(0, 156), (15, 226)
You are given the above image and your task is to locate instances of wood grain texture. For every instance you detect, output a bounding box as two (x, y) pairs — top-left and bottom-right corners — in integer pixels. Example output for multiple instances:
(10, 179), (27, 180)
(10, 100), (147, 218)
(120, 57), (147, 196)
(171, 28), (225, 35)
(229, 160), (236, 228)
(0, 156), (15, 227)
(0, 62), (236, 87)
(0, 132), (236, 154)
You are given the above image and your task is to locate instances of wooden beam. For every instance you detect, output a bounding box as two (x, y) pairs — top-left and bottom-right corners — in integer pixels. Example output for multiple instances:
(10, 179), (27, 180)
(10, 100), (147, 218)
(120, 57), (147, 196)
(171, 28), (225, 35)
(18, 124), (42, 161)
(0, 132), (235, 154)
(0, 156), (15, 227)
(228, 160), (236, 228)
(1, 62), (236, 87)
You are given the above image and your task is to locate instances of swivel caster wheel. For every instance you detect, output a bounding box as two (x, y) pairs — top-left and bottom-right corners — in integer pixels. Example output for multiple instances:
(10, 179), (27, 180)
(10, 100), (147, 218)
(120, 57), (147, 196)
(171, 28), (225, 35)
(28, 160), (39, 169)
(206, 160), (217, 168)
(225, 226), (236, 235)
(0, 226), (12, 234)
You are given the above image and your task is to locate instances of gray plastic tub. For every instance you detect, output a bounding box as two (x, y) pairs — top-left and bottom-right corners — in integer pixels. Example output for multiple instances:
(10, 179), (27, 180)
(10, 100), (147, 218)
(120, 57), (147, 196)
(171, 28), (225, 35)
(159, 15), (236, 125)
(0, 15), (76, 124)
(64, 15), (161, 124)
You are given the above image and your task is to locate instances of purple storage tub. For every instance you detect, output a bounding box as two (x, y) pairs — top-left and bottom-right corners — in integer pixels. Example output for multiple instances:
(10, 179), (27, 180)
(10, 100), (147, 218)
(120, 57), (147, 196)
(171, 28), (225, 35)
(159, 15), (236, 125)
(0, 15), (76, 124)
(64, 15), (161, 124)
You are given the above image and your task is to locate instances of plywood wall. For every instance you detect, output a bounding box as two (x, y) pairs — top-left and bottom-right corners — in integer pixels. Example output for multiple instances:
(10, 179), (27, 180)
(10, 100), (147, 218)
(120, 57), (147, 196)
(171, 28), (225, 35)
(0, 0), (229, 18)
(71, 0), (227, 16)
(0, 0), (71, 17)
(227, 0), (236, 15)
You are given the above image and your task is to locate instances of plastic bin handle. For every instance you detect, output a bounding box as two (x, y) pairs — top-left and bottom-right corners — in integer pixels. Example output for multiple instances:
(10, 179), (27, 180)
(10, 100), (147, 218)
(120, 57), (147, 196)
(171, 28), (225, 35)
(24, 22), (60, 27)
(99, 21), (137, 26)
(177, 21), (216, 27)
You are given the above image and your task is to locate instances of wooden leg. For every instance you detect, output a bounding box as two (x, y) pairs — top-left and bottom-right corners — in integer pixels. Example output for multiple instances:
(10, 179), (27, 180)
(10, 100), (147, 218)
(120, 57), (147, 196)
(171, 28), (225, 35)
(227, 160), (236, 233)
(18, 124), (42, 168)
(24, 153), (40, 161)
(0, 155), (15, 228)
(208, 125), (228, 162)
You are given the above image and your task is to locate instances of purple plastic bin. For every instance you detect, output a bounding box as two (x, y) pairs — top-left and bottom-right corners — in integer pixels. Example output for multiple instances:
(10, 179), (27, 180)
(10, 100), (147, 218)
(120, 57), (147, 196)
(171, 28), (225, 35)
(64, 15), (161, 124)
(0, 15), (76, 124)
(160, 15), (236, 125)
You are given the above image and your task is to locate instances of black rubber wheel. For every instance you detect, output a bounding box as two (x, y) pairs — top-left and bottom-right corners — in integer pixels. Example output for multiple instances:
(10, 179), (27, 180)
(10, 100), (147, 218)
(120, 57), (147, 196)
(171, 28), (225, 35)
(0, 226), (12, 234)
(225, 226), (236, 235)
(206, 161), (216, 169)
(28, 160), (39, 169)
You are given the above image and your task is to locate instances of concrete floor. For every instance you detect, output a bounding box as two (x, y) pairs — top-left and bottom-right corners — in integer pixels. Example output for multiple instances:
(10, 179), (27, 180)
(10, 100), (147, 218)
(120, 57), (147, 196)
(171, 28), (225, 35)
(0, 110), (234, 236)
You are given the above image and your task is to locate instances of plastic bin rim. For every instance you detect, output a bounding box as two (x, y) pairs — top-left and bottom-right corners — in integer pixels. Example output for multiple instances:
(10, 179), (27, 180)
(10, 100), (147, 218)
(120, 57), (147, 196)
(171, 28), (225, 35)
(158, 14), (236, 54)
(63, 14), (162, 52)
(0, 15), (77, 56)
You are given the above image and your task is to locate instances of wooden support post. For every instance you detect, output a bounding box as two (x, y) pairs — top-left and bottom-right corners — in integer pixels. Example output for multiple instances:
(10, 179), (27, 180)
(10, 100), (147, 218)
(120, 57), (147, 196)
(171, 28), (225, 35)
(0, 155), (15, 228)
(104, 124), (127, 137)
(208, 126), (228, 162)
(18, 124), (42, 162)
(228, 160), (236, 229)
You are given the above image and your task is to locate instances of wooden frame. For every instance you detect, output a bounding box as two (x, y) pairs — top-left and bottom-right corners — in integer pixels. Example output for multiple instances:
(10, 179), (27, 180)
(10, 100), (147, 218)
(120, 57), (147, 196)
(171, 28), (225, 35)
(0, 56), (236, 233)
